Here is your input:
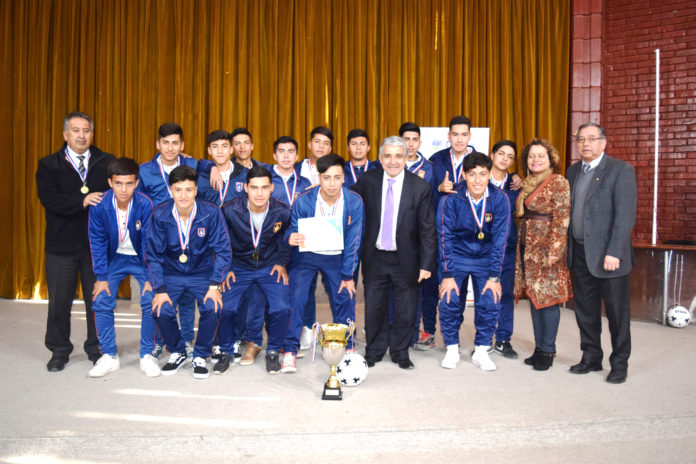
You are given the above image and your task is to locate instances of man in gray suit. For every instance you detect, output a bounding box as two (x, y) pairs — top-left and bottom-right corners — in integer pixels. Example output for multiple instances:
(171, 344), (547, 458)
(566, 122), (637, 384)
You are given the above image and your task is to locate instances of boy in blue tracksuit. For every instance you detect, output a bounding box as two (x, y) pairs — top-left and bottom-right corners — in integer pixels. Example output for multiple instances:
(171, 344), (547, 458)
(146, 166), (231, 379)
(399, 122), (440, 350)
(138, 123), (202, 358)
(284, 154), (364, 372)
(215, 166), (292, 375)
(488, 140), (521, 359)
(343, 128), (380, 189)
(437, 152), (510, 372)
(88, 157), (159, 378)
(430, 115), (477, 208)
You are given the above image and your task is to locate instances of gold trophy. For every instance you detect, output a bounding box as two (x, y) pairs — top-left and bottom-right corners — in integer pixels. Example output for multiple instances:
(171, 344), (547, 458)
(314, 322), (354, 400)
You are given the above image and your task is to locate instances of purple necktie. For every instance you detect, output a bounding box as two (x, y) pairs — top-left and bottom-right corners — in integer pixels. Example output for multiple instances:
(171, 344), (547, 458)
(381, 178), (395, 250)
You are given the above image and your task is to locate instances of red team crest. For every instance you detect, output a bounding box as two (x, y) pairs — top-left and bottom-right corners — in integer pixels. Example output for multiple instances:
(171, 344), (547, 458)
(484, 213), (493, 222)
(197, 227), (206, 237)
(135, 220), (142, 230)
(418, 170), (426, 178)
(236, 182), (244, 192)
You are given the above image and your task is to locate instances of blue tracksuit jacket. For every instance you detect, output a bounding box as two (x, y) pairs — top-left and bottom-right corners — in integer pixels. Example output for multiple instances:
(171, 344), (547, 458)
(197, 159), (249, 206)
(138, 154), (200, 207)
(270, 168), (312, 206)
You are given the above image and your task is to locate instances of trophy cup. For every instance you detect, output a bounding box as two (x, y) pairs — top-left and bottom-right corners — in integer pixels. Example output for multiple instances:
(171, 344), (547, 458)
(314, 322), (354, 400)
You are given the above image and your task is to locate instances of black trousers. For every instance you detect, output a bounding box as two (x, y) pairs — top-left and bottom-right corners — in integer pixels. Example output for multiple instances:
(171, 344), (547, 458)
(44, 250), (100, 358)
(571, 240), (631, 370)
(363, 251), (419, 362)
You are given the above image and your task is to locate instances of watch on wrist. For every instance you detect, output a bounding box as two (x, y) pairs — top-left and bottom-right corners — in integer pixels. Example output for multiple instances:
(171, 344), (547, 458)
(487, 277), (500, 283)
(209, 284), (221, 291)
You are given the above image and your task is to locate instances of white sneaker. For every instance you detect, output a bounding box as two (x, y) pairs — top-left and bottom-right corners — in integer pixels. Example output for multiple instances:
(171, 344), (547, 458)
(300, 326), (313, 350)
(441, 344), (460, 369)
(89, 354), (120, 377)
(472, 345), (497, 371)
(281, 352), (297, 373)
(140, 354), (161, 377)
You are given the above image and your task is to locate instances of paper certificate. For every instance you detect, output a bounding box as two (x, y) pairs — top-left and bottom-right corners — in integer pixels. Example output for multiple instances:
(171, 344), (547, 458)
(298, 216), (344, 252)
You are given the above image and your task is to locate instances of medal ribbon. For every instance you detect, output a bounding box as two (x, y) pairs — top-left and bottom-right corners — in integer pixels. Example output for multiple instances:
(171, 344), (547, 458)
(248, 201), (270, 250)
(173, 202), (197, 255)
(64, 150), (88, 184)
(112, 196), (133, 243)
(408, 155), (425, 174)
(348, 160), (369, 184)
(466, 189), (487, 234)
(157, 155), (180, 198)
(284, 173), (298, 205)
(318, 189), (341, 217)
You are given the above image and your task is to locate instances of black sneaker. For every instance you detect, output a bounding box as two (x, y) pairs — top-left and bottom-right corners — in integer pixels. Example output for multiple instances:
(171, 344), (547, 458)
(192, 356), (209, 379)
(161, 352), (187, 375)
(211, 345), (222, 364)
(266, 350), (281, 375)
(493, 340), (518, 359)
(213, 352), (232, 375)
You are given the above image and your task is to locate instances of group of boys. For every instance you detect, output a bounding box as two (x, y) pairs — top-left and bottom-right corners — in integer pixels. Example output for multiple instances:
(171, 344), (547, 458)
(38, 111), (523, 379)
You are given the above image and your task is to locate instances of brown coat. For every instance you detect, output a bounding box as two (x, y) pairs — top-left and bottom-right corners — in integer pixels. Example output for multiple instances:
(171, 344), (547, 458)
(514, 173), (572, 309)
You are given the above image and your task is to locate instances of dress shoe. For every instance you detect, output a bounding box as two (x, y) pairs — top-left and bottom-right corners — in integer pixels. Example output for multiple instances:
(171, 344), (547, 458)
(569, 360), (603, 374)
(397, 358), (415, 370)
(532, 351), (555, 371)
(365, 355), (382, 367)
(47, 355), (68, 372)
(606, 369), (627, 384)
(524, 347), (541, 366)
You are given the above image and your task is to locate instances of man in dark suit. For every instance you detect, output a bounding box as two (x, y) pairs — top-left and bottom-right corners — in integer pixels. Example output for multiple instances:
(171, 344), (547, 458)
(352, 136), (437, 369)
(566, 122), (637, 384)
(36, 111), (115, 372)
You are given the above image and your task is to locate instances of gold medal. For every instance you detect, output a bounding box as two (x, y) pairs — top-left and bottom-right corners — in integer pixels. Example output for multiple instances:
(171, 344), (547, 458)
(252, 250), (258, 260)
(80, 185), (89, 194)
(478, 232), (484, 240)
(179, 253), (188, 263)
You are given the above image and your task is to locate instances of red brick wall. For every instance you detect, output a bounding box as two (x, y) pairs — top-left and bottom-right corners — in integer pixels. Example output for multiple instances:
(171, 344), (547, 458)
(569, 0), (696, 244)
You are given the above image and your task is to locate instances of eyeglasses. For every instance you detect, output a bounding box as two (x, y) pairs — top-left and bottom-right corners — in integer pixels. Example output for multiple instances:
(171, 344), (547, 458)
(576, 136), (603, 144)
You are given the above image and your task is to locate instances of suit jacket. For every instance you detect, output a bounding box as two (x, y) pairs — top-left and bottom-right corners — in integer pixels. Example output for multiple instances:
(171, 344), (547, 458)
(566, 154), (637, 278)
(352, 167), (437, 285)
(36, 143), (115, 255)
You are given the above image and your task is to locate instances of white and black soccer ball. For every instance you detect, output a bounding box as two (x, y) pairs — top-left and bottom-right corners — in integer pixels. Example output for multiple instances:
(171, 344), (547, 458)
(667, 305), (691, 328)
(336, 352), (369, 387)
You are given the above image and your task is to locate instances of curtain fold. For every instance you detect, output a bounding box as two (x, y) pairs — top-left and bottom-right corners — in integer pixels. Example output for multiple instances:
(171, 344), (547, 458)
(0, 0), (569, 299)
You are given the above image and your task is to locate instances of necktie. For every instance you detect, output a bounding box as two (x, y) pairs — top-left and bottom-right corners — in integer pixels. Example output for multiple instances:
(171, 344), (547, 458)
(77, 155), (86, 176)
(381, 178), (395, 250)
(582, 163), (591, 173)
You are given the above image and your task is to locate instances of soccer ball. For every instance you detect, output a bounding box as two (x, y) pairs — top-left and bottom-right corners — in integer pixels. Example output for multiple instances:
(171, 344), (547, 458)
(667, 305), (691, 328)
(336, 352), (369, 387)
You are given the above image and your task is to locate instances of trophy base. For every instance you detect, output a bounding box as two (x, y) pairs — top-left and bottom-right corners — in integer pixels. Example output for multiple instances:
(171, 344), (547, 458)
(322, 385), (343, 401)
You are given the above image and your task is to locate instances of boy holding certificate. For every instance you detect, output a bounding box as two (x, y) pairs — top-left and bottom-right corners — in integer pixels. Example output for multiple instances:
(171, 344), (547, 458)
(437, 152), (510, 372)
(283, 154), (364, 372)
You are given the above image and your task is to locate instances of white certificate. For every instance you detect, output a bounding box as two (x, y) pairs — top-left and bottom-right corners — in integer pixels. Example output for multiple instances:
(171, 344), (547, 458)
(298, 216), (344, 252)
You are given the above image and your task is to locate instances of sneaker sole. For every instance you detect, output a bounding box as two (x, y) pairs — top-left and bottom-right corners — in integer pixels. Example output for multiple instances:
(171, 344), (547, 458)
(213, 365), (231, 375)
(161, 362), (186, 376)
(440, 361), (458, 369)
(239, 359), (256, 366)
(140, 367), (161, 378)
(193, 372), (209, 379)
(89, 366), (120, 377)
(413, 344), (435, 351)
(281, 367), (297, 373)
(472, 358), (496, 371)
(494, 351), (519, 359)
(296, 351), (306, 359)
(267, 370), (281, 375)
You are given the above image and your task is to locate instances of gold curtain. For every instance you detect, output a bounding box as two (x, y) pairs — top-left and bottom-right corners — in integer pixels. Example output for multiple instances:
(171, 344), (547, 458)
(0, 0), (570, 299)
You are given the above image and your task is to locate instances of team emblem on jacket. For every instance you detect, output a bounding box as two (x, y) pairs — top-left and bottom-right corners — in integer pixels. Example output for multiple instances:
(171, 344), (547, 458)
(418, 170), (425, 178)
(197, 227), (206, 237)
(236, 182), (244, 192)
(485, 213), (493, 222)
(273, 222), (282, 233)
(135, 220), (142, 230)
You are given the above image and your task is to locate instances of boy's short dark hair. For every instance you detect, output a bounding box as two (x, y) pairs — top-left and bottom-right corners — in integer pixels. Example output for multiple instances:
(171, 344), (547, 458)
(310, 126), (334, 144)
(316, 153), (345, 173)
(169, 165), (198, 185)
(246, 165), (273, 184)
(273, 136), (299, 152)
(398, 122), (420, 137)
(206, 130), (231, 147)
(108, 157), (140, 178)
(158, 122), (184, 140)
(462, 152), (492, 173)
(448, 115), (471, 131)
(230, 127), (252, 142)
(347, 128), (369, 145)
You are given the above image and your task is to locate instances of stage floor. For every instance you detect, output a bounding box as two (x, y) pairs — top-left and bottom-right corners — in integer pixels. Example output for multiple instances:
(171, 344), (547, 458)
(1, 297), (695, 463)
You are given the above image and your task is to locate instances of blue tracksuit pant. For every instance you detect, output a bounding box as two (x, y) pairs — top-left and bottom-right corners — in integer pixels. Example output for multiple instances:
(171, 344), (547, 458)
(439, 267), (501, 347)
(286, 253), (355, 352)
(241, 283), (267, 346)
(153, 273), (219, 358)
(219, 266), (290, 352)
(494, 252), (516, 342)
(93, 254), (157, 358)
